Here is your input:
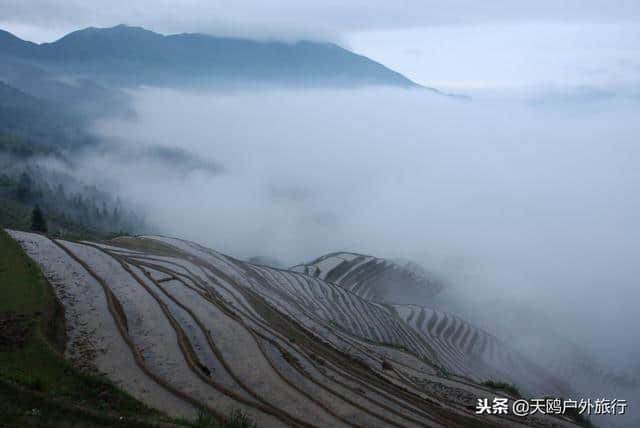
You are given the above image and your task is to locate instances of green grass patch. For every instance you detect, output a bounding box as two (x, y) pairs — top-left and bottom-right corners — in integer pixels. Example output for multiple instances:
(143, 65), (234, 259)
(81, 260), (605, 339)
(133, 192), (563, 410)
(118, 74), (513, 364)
(194, 409), (256, 428)
(435, 365), (451, 378)
(0, 228), (49, 314)
(0, 197), (32, 231)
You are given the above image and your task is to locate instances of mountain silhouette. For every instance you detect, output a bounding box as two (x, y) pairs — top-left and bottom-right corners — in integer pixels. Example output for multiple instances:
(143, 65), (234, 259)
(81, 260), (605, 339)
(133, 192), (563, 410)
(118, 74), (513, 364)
(0, 25), (420, 88)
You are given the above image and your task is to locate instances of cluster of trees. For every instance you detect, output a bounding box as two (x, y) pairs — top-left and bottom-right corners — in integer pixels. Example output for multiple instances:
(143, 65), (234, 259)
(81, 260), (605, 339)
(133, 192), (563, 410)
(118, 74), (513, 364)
(1, 168), (145, 237)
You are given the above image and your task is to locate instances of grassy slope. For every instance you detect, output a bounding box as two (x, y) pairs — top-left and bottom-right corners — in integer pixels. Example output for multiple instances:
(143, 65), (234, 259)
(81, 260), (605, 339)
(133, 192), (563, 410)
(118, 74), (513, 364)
(0, 198), (31, 232)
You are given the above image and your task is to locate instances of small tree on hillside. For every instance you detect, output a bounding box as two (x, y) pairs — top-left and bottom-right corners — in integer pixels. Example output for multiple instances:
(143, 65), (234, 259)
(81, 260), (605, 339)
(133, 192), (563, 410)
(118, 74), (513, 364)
(16, 172), (33, 202)
(31, 205), (47, 233)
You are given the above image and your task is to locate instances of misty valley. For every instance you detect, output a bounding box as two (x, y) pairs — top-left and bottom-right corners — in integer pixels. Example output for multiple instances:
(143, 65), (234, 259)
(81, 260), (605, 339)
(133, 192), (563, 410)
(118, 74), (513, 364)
(1, 18), (639, 428)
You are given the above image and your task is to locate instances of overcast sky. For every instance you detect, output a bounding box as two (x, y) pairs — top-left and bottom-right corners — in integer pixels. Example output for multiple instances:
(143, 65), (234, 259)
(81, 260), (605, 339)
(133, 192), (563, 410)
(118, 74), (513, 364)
(2, 1), (639, 92)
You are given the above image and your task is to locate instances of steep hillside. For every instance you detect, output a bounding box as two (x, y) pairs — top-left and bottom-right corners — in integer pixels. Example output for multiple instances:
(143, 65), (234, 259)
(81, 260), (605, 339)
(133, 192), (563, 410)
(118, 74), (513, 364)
(6, 230), (583, 427)
(0, 25), (419, 89)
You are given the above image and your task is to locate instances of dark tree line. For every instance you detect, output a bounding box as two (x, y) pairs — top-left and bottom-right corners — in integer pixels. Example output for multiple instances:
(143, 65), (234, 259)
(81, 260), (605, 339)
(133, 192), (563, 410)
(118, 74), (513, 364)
(1, 168), (145, 236)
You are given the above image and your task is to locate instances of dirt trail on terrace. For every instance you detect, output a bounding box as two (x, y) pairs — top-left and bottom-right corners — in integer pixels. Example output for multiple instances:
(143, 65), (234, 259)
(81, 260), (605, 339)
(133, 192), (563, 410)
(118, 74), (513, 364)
(7, 231), (581, 428)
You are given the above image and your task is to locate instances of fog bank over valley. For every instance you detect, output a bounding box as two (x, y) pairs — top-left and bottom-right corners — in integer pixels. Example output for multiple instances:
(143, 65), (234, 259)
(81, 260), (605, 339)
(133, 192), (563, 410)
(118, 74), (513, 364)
(75, 86), (640, 376)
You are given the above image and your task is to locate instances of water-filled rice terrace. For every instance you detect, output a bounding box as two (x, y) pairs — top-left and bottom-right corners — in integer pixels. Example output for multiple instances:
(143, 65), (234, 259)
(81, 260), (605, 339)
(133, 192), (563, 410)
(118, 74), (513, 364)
(7, 230), (580, 427)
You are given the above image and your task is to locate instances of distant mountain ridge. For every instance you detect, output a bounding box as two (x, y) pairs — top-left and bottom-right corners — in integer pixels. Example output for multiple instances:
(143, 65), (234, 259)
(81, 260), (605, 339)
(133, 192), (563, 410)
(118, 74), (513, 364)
(0, 25), (420, 89)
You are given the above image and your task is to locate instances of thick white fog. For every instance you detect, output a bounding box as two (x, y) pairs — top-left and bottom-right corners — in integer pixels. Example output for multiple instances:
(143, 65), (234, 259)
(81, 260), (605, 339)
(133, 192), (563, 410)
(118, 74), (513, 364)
(75, 87), (640, 376)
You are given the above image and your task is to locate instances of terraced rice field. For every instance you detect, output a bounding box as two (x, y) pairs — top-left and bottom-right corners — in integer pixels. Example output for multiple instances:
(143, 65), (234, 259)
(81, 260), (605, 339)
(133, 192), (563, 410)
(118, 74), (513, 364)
(293, 252), (572, 398)
(295, 251), (640, 428)
(292, 252), (443, 303)
(7, 230), (580, 427)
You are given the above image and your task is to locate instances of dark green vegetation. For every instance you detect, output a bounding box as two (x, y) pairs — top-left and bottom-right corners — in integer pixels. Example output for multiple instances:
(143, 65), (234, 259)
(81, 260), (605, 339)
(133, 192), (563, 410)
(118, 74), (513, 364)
(0, 163), (143, 240)
(30, 205), (47, 233)
(0, 229), (257, 427)
(194, 410), (256, 428)
(0, 25), (419, 89)
(435, 365), (451, 378)
(482, 380), (522, 398)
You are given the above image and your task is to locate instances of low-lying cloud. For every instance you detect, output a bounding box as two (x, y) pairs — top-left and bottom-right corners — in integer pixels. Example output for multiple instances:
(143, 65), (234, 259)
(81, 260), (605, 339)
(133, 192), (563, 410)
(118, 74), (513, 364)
(72, 87), (640, 384)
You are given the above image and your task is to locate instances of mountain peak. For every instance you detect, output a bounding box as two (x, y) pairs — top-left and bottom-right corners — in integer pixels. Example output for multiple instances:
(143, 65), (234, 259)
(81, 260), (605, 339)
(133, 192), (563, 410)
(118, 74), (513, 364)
(1, 24), (420, 89)
(52, 24), (163, 46)
(0, 29), (36, 55)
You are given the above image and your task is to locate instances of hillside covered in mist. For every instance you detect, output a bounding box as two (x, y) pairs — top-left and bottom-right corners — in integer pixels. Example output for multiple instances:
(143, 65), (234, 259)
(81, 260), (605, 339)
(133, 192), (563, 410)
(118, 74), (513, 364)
(1, 17), (639, 428)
